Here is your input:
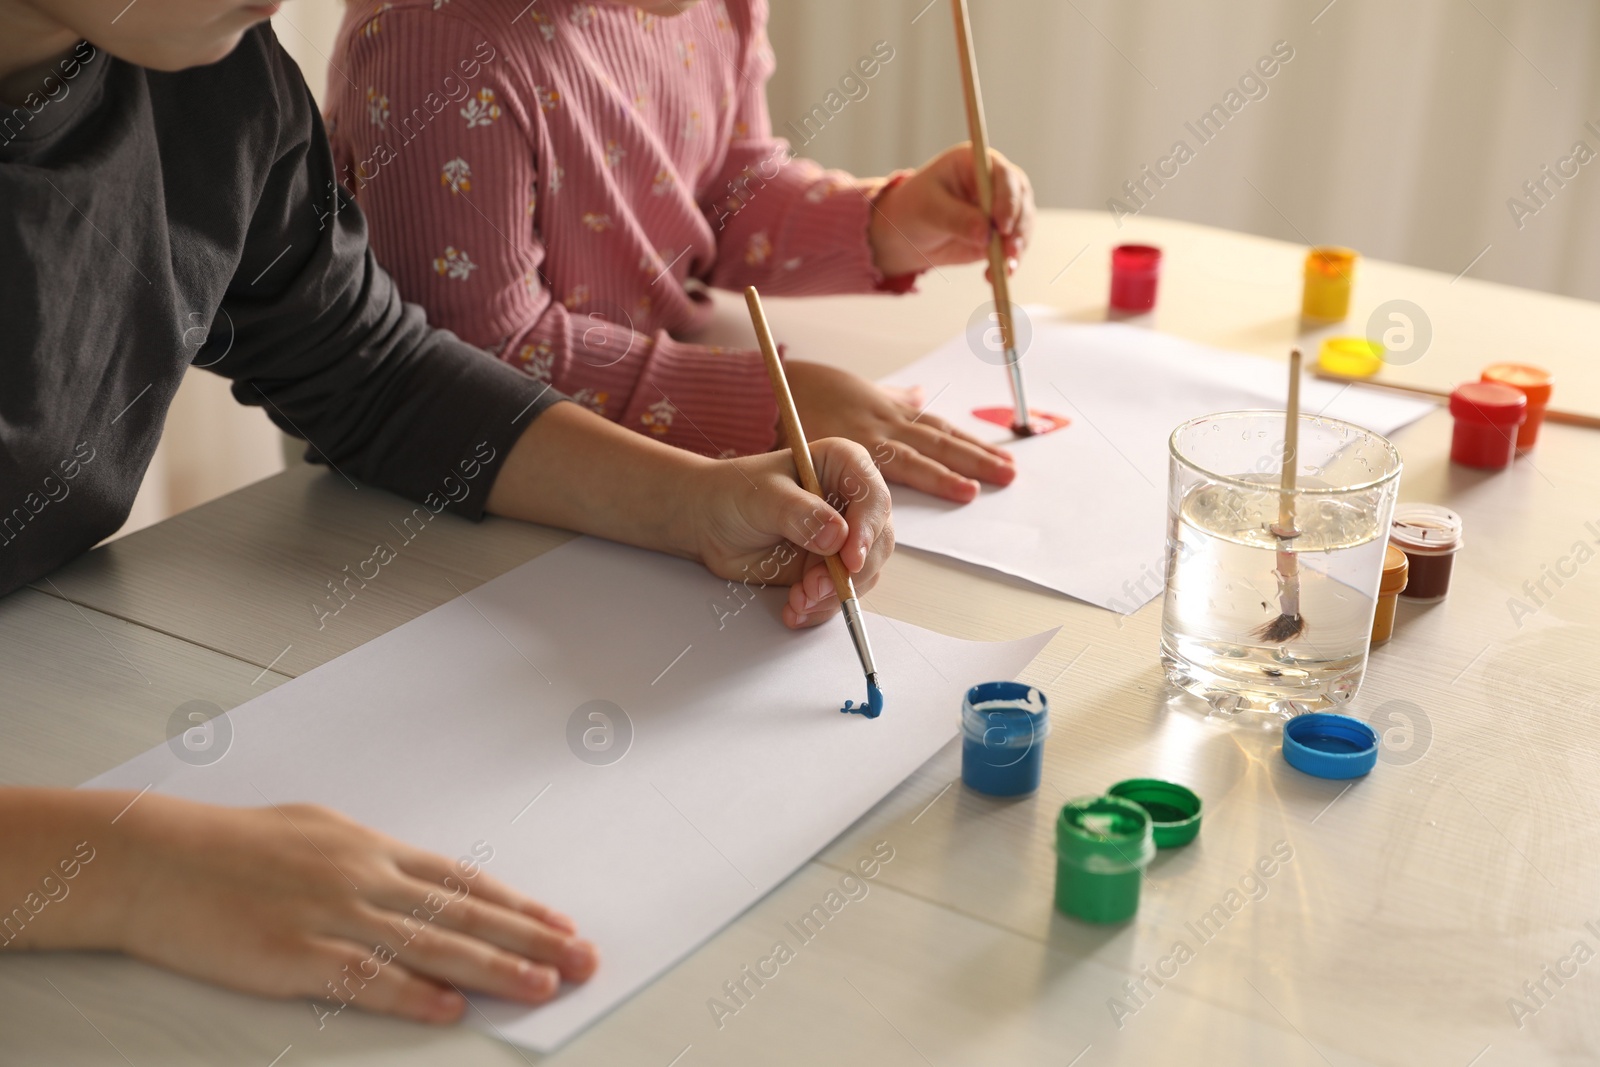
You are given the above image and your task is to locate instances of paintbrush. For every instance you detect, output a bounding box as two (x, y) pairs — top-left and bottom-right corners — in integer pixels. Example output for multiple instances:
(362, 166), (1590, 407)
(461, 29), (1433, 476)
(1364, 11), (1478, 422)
(744, 286), (883, 719)
(1311, 367), (1600, 430)
(1256, 347), (1307, 644)
(950, 0), (1033, 437)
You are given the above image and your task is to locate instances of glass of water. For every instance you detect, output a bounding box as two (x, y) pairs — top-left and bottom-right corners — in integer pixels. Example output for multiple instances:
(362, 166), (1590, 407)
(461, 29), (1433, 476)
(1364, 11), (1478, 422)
(1160, 411), (1402, 724)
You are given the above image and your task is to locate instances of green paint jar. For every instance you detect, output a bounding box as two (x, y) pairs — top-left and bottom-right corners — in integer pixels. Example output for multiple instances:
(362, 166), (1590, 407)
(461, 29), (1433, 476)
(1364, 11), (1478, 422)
(1054, 796), (1155, 924)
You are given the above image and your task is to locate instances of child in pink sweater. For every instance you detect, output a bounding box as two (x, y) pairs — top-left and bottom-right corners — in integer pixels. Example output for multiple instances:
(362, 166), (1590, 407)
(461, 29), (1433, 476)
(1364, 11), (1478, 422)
(327, 0), (1033, 501)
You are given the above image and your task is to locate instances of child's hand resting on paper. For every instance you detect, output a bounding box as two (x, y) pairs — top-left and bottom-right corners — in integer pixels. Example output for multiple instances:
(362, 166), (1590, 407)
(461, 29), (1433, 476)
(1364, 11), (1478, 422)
(20, 790), (595, 1026)
(783, 360), (1016, 505)
(868, 143), (1035, 279)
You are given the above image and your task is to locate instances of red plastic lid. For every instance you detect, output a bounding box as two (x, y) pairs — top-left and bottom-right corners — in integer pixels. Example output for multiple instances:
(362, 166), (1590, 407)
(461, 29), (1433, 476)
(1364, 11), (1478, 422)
(1112, 244), (1161, 273)
(1449, 381), (1527, 425)
(1481, 363), (1553, 406)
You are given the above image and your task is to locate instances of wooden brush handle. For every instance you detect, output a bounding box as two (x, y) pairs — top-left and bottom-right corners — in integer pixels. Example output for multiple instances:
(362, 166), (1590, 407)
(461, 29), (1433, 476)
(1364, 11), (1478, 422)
(984, 233), (1015, 350)
(1312, 367), (1600, 429)
(1278, 348), (1302, 533)
(1283, 348), (1302, 493)
(1311, 367), (1450, 401)
(951, 0), (1016, 353)
(951, 0), (993, 215)
(744, 287), (857, 604)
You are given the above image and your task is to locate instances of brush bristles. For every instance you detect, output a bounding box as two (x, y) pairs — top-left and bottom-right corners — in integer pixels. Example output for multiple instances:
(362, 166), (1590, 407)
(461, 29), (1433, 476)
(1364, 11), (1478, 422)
(1253, 614), (1307, 643)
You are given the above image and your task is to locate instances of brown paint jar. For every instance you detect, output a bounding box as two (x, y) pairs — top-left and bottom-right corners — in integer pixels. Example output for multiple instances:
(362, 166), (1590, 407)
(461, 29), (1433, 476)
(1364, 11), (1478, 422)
(1370, 545), (1409, 645)
(1390, 504), (1464, 603)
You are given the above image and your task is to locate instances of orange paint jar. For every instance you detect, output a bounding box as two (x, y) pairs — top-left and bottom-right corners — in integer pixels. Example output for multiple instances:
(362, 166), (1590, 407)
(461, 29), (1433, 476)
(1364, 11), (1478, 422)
(1481, 363), (1553, 451)
(1370, 544), (1409, 645)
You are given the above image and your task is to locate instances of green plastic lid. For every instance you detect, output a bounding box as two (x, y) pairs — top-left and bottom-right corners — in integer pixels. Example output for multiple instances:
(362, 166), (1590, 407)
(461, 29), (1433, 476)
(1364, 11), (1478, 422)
(1107, 778), (1203, 849)
(1054, 796), (1154, 924)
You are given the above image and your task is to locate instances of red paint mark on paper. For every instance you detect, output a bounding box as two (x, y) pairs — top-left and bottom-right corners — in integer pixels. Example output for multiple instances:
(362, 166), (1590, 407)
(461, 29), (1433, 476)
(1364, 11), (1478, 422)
(971, 407), (1071, 435)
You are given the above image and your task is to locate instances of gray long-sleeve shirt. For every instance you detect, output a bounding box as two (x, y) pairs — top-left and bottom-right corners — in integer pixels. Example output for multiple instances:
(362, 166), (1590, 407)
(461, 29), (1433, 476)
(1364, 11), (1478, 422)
(0, 28), (561, 597)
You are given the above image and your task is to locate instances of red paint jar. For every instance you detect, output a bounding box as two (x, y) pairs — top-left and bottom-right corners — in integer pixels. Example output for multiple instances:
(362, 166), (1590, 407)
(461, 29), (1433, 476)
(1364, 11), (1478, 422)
(1449, 381), (1526, 470)
(1110, 244), (1161, 312)
(1480, 363), (1553, 452)
(1390, 503), (1463, 603)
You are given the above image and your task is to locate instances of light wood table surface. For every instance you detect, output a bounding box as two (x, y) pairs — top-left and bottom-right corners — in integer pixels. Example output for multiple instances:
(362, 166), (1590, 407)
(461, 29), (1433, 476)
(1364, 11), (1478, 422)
(5, 210), (1599, 1066)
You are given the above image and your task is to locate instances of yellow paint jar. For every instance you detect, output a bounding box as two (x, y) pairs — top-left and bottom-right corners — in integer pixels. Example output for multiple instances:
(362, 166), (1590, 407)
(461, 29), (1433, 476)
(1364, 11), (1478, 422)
(1302, 246), (1358, 321)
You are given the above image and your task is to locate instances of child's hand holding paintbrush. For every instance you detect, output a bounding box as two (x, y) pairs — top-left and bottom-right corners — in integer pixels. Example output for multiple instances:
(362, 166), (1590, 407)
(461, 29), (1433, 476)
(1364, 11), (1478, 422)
(693, 431), (894, 632)
(747, 286), (890, 717)
(866, 143), (1034, 279)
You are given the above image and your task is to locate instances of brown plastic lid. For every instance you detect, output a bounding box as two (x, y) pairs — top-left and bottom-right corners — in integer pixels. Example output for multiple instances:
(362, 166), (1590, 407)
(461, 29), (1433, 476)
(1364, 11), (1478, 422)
(1380, 544), (1409, 595)
(1391, 503), (1464, 554)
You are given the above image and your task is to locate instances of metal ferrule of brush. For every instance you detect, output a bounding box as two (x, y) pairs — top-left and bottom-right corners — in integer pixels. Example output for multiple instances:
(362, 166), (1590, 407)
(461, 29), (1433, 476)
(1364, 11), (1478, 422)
(1004, 347), (1030, 426)
(840, 597), (878, 681)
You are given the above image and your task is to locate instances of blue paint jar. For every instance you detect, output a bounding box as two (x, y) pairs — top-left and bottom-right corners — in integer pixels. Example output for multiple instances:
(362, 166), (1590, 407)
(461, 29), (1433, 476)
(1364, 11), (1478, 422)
(960, 681), (1050, 796)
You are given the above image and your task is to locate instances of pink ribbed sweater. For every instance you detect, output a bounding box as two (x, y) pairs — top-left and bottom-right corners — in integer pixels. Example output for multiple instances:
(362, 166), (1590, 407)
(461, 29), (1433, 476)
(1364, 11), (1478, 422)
(326, 0), (907, 458)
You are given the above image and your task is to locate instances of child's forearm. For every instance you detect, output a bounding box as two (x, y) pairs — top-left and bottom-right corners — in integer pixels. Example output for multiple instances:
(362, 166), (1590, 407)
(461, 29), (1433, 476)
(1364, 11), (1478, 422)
(705, 150), (890, 297)
(484, 402), (897, 632)
(485, 401), (713, 560)
(0, 788), (132, 952)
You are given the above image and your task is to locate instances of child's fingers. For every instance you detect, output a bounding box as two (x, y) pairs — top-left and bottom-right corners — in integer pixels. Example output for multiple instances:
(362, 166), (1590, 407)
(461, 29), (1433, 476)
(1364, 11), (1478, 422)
(379, 876), (597, 982)
(761, 439), (891, 629)
(881, 383), (928, 410)
(392, 852), (577, 934)
(914, 411), (1015, 461)
(465, 877), (578, 934)
(785, 566), (837, 628)
(926, 180), (991, 248)
(985, 154), (1024, 238)
(757, 479), (849, 559)
(782, 552), (884, 629)
(899, 423), (1016, 487)
(807, 438), (891, 573)
(880, 443), (979, 502)
(988, 155), (1017, 235)
(789, 564), (839, 618)
(985, 253), (1022, 283)
(376, 915), (563, 1006)
(304, 936), (465, 1024)
(985, 152), (1032, 250)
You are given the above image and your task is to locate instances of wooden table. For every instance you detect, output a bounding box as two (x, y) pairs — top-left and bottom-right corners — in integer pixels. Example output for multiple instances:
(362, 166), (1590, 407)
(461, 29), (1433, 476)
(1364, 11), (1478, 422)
(5, 210), (1597, 1066)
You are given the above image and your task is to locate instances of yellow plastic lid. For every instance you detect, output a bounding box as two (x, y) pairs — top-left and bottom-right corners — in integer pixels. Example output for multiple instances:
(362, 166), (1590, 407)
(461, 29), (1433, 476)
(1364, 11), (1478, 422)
(1319, 337), (1383, 379)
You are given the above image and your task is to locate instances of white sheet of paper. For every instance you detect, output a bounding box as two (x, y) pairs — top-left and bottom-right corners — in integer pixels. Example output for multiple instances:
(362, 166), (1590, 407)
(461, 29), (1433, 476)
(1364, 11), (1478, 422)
(879, 317), (1437, 612)
(86, 536), (1054, 1050)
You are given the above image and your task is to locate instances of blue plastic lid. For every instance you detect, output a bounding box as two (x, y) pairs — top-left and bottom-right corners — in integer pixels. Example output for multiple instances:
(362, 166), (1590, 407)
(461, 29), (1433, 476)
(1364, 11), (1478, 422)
(1281, 713), (1379, 780)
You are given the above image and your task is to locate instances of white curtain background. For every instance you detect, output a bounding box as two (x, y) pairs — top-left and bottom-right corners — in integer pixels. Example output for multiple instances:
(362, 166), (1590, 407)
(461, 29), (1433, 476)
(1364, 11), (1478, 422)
(763, 0), (1600, 298)
(124, 0), (1598, 536)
